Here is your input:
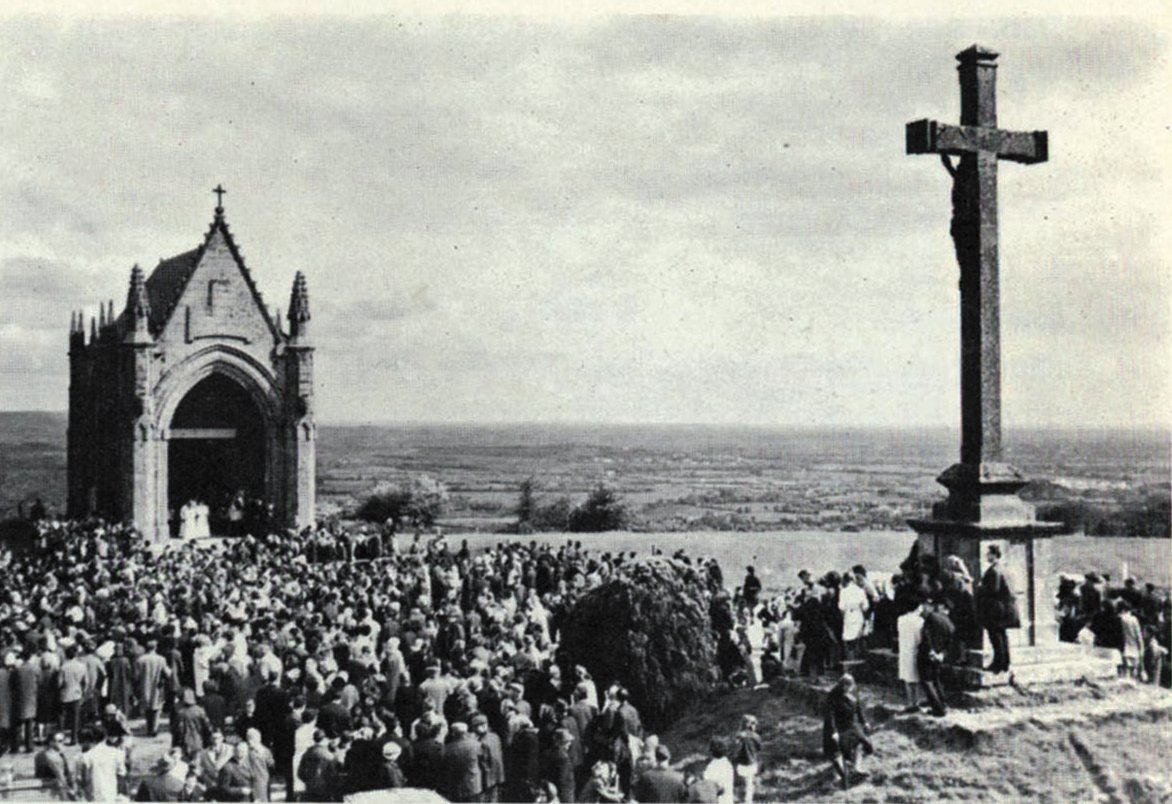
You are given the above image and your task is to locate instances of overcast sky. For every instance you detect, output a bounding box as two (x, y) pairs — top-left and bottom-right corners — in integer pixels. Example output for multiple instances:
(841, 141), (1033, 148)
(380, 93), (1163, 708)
(0, 14), (1167, 426)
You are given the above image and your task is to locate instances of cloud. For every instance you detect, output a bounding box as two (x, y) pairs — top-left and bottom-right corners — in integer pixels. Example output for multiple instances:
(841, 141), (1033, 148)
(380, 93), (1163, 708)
(0, 15), (1166, 426)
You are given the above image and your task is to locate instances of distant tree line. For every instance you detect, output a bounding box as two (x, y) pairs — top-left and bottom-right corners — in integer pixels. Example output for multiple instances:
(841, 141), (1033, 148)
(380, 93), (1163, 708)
(510, 477), (629, 533)
(355, 475), (450, 531)
(1037, 494), (1170, 538)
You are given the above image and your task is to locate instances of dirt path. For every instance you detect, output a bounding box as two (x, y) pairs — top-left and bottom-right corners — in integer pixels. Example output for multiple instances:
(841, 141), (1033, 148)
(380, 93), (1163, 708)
(660, 682), (1172, 802)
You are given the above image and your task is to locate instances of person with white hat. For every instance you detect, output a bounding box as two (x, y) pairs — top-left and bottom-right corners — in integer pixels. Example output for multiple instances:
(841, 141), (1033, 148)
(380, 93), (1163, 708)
(377, 740), (406, 789)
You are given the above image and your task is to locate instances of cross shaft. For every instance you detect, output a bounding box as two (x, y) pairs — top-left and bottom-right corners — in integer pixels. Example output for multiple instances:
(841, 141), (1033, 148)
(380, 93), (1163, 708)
(906, 45), (1048, 473)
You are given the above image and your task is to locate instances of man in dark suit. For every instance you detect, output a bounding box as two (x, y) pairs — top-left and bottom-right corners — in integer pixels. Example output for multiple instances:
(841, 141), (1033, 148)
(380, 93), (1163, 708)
(297, 730), (336, 802)
(410, 721), (445, 792)
(632, 744), (687, 803)
(540, 728), (577, 803)
(917, 599), (956, 717)
(977, 545), (1018, 674)
(442, 721), (484, 803)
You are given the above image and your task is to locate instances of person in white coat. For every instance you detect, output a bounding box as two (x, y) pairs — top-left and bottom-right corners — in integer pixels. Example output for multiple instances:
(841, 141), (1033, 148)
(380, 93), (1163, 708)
(897, 601), (926, 712)
(839, 574), (870, 662)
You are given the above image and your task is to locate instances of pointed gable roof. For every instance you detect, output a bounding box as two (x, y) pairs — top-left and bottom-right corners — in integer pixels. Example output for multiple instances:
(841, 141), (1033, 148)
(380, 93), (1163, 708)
(142, 210), (282, 340)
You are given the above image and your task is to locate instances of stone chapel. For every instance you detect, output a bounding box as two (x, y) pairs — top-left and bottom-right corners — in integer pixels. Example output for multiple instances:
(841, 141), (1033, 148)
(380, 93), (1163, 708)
(66, 190), (316, 541)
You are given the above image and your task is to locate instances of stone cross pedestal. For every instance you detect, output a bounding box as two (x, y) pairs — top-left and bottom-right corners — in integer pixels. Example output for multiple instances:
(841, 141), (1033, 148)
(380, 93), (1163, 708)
(905, 46), (1066, 667)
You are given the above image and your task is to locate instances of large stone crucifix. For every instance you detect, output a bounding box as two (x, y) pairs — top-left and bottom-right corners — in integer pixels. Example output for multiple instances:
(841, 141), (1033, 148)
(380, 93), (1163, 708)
(907, 45), (1047, 476)
(906, 47), (1081, 665)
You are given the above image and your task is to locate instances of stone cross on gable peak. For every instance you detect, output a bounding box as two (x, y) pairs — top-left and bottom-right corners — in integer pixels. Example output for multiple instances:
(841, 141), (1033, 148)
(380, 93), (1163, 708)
(906, 45), (1049, 483)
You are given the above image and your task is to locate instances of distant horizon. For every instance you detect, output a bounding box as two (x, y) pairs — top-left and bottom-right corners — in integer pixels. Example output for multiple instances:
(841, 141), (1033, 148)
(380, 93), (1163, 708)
(2, 409), (1167, 434)
(0, 17), (1166, 427)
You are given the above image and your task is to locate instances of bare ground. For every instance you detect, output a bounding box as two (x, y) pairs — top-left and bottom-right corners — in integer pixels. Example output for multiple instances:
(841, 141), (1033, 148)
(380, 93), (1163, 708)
(660, 680), (1172, 803)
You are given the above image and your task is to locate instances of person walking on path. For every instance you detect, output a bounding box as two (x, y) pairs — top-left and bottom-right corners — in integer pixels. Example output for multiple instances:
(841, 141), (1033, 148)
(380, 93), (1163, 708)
(822, 674), (873, 791)
(732, 714), (762, 804)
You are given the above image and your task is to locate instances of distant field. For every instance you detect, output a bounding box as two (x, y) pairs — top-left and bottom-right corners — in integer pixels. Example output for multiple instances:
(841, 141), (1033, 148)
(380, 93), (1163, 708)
(447, 530), (1172, 591)
(1, 412), (1168, 538)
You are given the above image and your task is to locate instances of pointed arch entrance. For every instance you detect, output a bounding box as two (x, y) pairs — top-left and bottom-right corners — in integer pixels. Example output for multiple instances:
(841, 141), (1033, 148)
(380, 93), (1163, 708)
(151, 346), (284, 538)
(167, 373), (266, 534)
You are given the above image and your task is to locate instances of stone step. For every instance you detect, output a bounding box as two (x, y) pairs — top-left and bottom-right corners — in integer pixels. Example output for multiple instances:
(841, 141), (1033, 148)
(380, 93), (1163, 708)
(965, 644), (1117, 667)
(946, 656), (1119, 688)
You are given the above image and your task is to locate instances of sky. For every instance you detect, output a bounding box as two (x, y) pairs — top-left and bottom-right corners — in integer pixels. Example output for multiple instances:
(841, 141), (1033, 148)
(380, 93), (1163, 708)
(0, 11), (1168, 427)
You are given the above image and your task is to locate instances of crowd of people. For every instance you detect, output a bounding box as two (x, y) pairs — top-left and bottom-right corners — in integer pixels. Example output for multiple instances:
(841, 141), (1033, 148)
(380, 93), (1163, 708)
(0, 518), (764, 802)
(720, 542), (1171, 719)
(1, 514), (1168, 801)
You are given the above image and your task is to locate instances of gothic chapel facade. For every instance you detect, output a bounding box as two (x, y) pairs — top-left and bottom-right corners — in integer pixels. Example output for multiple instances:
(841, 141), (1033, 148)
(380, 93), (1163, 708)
(67, 191), (315, 541)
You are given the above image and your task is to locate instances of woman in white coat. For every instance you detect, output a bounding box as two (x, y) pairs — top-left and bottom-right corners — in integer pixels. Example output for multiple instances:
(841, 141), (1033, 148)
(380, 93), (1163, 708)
(897, 601), (926, 712)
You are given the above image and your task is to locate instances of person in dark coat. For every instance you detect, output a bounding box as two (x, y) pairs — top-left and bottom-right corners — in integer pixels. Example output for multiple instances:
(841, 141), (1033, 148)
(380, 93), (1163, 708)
(1091, 599), (1125, 652)
(297, 731), (337, 802)
(273, 698), (303, 793)
(172, 688), (214, 761)
(977, 545), (1018, 673)
(0, 653), (16, 754)
(822, 674), (872, 790)
(556, 702), (586, 787)
(34, 732), (78, 800)
(632, 744), (687, 803)
(918, 599), (955, 717)
(741, 567), (763, 609)
(316, 693), (351, 739)
(941, 556), (979, 652)
(343, 730), (384, 794)
(253, 671), (290, 750)
(106, 643), (134, 719)
(442, 721), (484, 803)
(137, 754), (186, 802)
(506, 717), (542, 802)
(410, 721), (445, 792)
(473, 713), (505, 802)
(376, 741), (407, 789)
(796, 590), (833, 678)
(540, 728), (578, 804)
(198, 679), (228, 732)
(217, 741), (255, 802)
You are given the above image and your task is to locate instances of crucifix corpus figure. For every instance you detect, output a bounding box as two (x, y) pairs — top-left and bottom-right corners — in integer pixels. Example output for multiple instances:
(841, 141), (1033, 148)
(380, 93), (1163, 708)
(906, 45), (1047, 472)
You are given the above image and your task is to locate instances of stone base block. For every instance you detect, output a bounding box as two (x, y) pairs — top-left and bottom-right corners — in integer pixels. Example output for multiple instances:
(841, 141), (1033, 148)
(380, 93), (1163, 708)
(866, 643), (1119, 691)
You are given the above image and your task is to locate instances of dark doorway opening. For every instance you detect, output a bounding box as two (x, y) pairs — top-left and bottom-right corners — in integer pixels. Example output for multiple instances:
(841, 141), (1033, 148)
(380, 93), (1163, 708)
(168, 373), (265, 535)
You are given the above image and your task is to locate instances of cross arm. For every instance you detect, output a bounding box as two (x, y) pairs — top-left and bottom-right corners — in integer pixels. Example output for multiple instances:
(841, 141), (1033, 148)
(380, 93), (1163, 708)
(906, 119), (1048, 164)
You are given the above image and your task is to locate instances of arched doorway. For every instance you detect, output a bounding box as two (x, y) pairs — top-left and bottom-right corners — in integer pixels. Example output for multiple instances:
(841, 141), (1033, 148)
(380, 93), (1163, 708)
(167, 372), (266, 536)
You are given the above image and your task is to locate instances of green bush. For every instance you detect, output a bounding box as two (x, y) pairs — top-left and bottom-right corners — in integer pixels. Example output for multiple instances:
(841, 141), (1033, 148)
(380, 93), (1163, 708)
(558, 557), (721, 730)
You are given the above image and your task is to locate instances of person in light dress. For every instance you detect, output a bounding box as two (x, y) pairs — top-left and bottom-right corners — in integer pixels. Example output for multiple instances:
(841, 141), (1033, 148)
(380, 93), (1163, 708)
(897, 600), (925, 712)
